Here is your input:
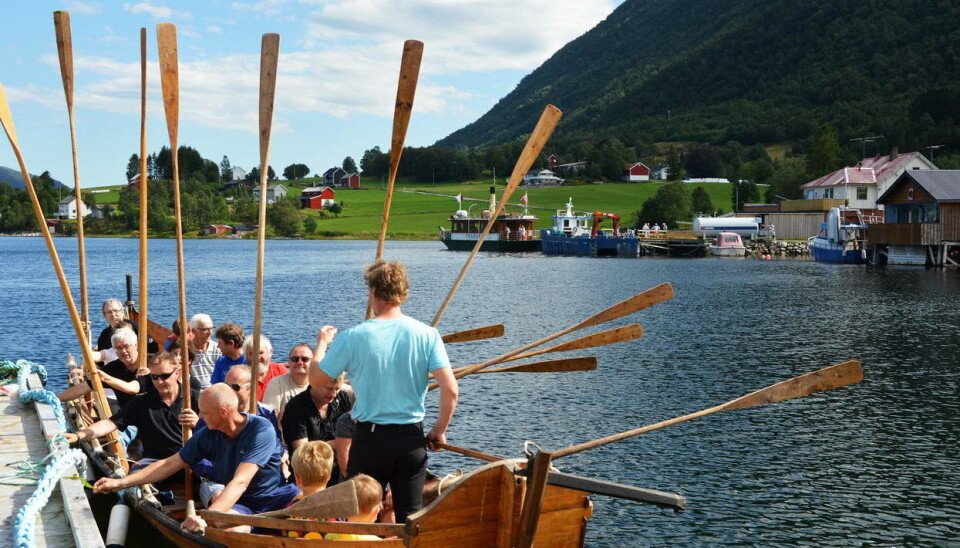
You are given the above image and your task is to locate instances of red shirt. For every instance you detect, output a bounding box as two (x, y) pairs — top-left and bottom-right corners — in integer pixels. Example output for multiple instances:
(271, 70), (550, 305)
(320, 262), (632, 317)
(257, 362), (289, 402)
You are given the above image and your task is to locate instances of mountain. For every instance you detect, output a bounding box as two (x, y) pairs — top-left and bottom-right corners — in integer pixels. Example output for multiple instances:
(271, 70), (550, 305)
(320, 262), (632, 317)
(0, 165), (66, 190)
(439, 0), (960, 149)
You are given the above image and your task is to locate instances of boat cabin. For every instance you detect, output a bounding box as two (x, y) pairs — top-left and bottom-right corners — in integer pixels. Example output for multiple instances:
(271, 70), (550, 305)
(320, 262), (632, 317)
(550, 198), (591, 237)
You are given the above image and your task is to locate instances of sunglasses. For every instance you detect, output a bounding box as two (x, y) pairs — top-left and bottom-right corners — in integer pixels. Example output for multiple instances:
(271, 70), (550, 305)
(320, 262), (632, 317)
(149, 371), (177, 381)
(228, 382), (250, 392)
(289, 356), (311, 363)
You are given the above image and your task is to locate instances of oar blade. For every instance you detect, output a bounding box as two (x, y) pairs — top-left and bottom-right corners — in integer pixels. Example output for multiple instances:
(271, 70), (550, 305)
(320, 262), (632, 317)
(723, 359), (863, 412)
(156, 23), (179, 147)
(539, 323), (643, 356)
(576, 283), (674, 330)
(442, 324), (505, 344)
(0, 85), (22, 149)
(259, 479), (359, 519)
(480, 357), (597, 374)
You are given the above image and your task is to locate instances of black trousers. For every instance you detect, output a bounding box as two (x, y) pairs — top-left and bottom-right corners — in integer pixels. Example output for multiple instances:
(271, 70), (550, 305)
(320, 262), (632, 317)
(348, 421), (427, 523)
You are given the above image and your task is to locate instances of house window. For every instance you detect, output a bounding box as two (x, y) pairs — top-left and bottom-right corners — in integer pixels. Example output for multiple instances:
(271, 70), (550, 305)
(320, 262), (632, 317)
(824, 188), (834, 199)
(857, 187), (867, 200)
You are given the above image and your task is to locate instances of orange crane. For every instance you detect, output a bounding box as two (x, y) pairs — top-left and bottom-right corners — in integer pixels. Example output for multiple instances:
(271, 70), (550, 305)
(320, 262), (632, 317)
(591, 212), (621, 237)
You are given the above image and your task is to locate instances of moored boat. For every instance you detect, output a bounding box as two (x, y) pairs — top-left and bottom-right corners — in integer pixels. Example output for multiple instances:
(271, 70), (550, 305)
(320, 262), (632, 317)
(540, 199), (639, 256)
(808, 207), (867, 264)
(439, 186), (541, 252)
(711, 231), (747, 257)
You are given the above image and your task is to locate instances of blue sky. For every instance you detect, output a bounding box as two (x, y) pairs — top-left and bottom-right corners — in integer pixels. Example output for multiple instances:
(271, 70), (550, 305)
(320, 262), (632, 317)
(1, 0), (621, 188)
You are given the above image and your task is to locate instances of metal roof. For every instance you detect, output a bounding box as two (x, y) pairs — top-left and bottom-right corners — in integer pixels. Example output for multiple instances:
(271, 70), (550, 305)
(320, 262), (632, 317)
(878, 170), (960, 203)
(801, 152), (931, 188)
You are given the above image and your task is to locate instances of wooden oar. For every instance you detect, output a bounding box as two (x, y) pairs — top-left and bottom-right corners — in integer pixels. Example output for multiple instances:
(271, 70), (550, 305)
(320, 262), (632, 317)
(367, 39), (423, 319)
(136, 27), (149, 373)
(53, 11), (92, 347)
(430, 283), (673, 390)
(0, 84), (127, 468)
(431, 104), (562, 328)
(433, 442), (501, 462)
(441, 323), (504, 344)
(551, 360), (864, 460)
(450, 324), (642, 375)
(251, 33), (280, 414)
(474, 357), (596, 375)
(157, 22), (193, 499)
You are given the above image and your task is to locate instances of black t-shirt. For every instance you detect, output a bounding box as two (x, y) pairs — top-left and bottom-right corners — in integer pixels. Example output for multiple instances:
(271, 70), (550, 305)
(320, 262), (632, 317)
(96, 320), (159, 357)
(110, 388), (200, 460)
(89, 359), (147, 409)
(281, 389), (352, 450)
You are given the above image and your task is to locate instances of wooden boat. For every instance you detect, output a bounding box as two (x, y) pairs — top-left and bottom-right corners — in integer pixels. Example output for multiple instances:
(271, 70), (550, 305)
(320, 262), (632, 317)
(439, 186), (541, 252)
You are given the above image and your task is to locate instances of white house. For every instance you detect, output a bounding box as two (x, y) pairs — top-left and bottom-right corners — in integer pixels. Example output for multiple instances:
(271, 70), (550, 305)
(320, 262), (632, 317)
(522, 169), (563, 186)
(58, 195), (91, 219)
(252, 183), (288, 204)
(230, 166), (248, 181)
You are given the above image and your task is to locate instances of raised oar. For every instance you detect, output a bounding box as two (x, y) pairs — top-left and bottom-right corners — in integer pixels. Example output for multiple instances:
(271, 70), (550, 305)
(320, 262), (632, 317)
(441, 323), (504, 344)
(53, 11), (91, 346)
(474, 356), (596, 375)
(450, 323), (642, 375)
(157, 22), (193, 503)
(367, 40), (423, 319)
(136, 27), (149, 373)
(429, 282), (673, 390)
(551, 360), (864, 460)
(431, 104), (562, 328)
(251, 33), (280, 414)
(0, 85), (127, 468)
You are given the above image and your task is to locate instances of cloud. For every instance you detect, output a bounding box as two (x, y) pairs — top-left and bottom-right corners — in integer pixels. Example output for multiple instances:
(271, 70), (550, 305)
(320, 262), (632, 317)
(123, 2), (192, 20)
(231, 0), (289, 17)
(207, 26), (224, 34)
(65, 1), (102, 14)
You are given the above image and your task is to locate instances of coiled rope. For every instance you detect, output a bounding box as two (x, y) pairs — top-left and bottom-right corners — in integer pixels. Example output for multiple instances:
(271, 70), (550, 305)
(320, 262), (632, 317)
(6, 359), (88, 548)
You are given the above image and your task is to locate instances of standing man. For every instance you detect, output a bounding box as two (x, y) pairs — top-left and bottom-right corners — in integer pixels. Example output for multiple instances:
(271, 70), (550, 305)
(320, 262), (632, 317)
(189, 313), (221, 389)
(210, 322), (246, 385)
(312, 260), (458, 523)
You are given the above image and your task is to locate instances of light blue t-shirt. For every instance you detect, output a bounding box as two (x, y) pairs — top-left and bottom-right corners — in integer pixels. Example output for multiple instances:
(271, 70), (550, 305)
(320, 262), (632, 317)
(319, 316), (450, 424)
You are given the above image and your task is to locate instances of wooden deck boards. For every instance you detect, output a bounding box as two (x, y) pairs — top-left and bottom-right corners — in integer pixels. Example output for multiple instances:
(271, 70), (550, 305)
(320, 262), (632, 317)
(0, 374), (104, 548)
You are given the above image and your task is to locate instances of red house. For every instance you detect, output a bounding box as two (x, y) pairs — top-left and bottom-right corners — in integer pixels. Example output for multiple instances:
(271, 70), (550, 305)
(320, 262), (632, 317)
(339, 173), (360, 189)
(300, 186), (336, 209)
(622, 162), (651, 182)
(204, 224), (232, 235)
(547, 154), (558, 169)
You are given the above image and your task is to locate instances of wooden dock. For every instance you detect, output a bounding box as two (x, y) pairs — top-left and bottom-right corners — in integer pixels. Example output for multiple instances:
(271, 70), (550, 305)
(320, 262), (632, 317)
(0, 374), (104, 548)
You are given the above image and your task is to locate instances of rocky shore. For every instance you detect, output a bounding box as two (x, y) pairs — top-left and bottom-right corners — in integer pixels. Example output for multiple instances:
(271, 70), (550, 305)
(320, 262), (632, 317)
(747, 239), (809, 258)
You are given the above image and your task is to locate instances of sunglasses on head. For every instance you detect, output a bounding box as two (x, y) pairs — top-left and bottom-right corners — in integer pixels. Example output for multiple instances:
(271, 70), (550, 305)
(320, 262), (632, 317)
(289, 356), (311, 363)
(228, 382), (250, 392)
(149, 371), (177, 381)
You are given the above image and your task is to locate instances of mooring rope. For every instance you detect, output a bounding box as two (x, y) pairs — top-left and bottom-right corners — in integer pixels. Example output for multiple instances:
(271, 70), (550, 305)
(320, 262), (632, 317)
(7, 359), (89, 548)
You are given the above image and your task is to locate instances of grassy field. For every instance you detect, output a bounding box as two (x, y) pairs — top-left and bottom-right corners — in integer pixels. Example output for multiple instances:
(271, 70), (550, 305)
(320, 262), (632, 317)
(308, 181), (735, 237)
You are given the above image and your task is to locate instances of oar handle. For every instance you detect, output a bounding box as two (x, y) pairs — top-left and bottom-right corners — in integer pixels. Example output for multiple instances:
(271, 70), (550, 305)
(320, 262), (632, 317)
(433, 442), (502, 462)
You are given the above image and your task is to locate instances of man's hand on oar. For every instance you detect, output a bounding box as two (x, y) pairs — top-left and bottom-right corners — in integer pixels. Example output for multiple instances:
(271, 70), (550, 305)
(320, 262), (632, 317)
(551, 360), (864, 459)
(442, 324), (505, 344)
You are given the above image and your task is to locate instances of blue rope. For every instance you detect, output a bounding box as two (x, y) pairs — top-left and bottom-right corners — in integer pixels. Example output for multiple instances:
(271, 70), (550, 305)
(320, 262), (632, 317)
(9, 359), (87, 548)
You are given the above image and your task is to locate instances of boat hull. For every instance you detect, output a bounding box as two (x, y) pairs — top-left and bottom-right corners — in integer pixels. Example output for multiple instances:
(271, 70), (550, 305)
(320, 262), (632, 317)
(441, 237), (541, 252)
(809, 238), (865, 264)
(541, 231), (638, 256)
(710, 245), (746, 257)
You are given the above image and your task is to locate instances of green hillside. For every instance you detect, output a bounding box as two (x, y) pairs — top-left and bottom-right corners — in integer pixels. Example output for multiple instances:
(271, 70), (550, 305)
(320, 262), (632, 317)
(439, 0), (960, 153)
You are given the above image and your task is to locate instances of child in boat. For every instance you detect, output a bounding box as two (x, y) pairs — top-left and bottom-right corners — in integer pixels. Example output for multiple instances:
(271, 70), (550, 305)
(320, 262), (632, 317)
(325, 474), (383, 541)
(287, 440), (334, 539)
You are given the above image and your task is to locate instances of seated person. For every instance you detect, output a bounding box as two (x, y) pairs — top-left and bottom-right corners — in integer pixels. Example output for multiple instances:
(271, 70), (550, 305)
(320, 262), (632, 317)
(64, 352), (199, 482)
(93, 384), (300, 533)
(325, 474), (383, 541)
(189, 314), (221, 390)
(264, 326), (336, 418)
(281, 372), (352, 481)
(210, 322), (246, 385)
(95, 299), (158, 365)
(164, 318), (193, 351)
(243, 334), (288, 402)
(286, 441), (335, 540)
(60, 328), (148, 410)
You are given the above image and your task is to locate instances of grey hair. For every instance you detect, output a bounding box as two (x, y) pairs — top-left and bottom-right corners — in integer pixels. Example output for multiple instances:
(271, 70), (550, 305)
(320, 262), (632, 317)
(111, 327), (137, 347)
(226, 364), (252, 383)
(102, 299), (124, 314)
(189, 313), (213, 329)
(243, 334), (273, 354)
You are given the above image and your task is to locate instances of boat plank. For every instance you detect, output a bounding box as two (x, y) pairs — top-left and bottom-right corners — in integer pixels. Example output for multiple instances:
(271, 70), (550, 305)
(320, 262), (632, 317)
(408, 466), (504, 534)
(532, 506), (593, 548)
(204, 528), (404, 546)
(408, 521), (499, 548)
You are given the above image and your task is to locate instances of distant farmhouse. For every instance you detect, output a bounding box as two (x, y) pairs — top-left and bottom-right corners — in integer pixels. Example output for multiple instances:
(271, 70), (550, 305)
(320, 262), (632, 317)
(230, 166), (248, 181)
(58, 195), (90, 220)
(322, 167), (361, 189)
(523, 169), (563, 186)
(252, 183), (287, 204)
(300, 186), (336, 209)
(622, 162), (650, 182)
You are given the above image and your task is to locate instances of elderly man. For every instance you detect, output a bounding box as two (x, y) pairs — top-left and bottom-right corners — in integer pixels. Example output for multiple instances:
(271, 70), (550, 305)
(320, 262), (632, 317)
(210, 323), (246, 385)
(94, 384), (299, 533)
(243, 334), (287, 402)
(94, 299), (157, 365)
(263, 342), (320, 417)
(281, 365), (353, 481)
(189, 313), (221, 389)
(61, 328), (147, 409)
(312, 260), (458, 522)
(64, 352), (199, 470)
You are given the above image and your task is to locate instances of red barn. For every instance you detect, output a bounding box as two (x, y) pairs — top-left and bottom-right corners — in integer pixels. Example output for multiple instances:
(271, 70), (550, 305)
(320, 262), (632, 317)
(339, 173), (360, 189)
(300, 186), (336, 209)
(622, 162), (651, 182)
(547, 154), (558, 169)
(204, 224), (232, 235)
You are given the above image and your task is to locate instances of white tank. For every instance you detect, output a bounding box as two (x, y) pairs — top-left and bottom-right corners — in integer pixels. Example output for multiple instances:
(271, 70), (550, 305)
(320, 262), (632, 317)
(692, 217), (760, 239)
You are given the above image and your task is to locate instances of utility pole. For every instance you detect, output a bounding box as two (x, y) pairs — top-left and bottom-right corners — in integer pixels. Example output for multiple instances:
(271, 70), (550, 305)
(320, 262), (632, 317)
(927, 144), (944, 165)
(850, 136), (881, 160)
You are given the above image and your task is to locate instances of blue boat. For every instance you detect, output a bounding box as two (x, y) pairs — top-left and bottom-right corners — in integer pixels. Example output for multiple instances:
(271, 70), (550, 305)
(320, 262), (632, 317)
(540, 199), (639, 256)
(808, 207), (867, 264)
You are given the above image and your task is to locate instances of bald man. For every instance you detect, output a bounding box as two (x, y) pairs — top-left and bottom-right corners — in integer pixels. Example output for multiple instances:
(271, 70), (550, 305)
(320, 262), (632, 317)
(93, 384), (299, 533)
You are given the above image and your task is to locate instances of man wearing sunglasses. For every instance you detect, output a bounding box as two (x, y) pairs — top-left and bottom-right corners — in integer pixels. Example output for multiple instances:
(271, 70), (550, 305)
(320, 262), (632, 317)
(263, 343), (320, 418)
(63, 351), (200, 473)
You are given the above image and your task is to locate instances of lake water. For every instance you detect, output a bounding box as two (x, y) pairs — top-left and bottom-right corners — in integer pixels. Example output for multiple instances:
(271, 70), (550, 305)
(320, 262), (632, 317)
(1, 237), (958, 547)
